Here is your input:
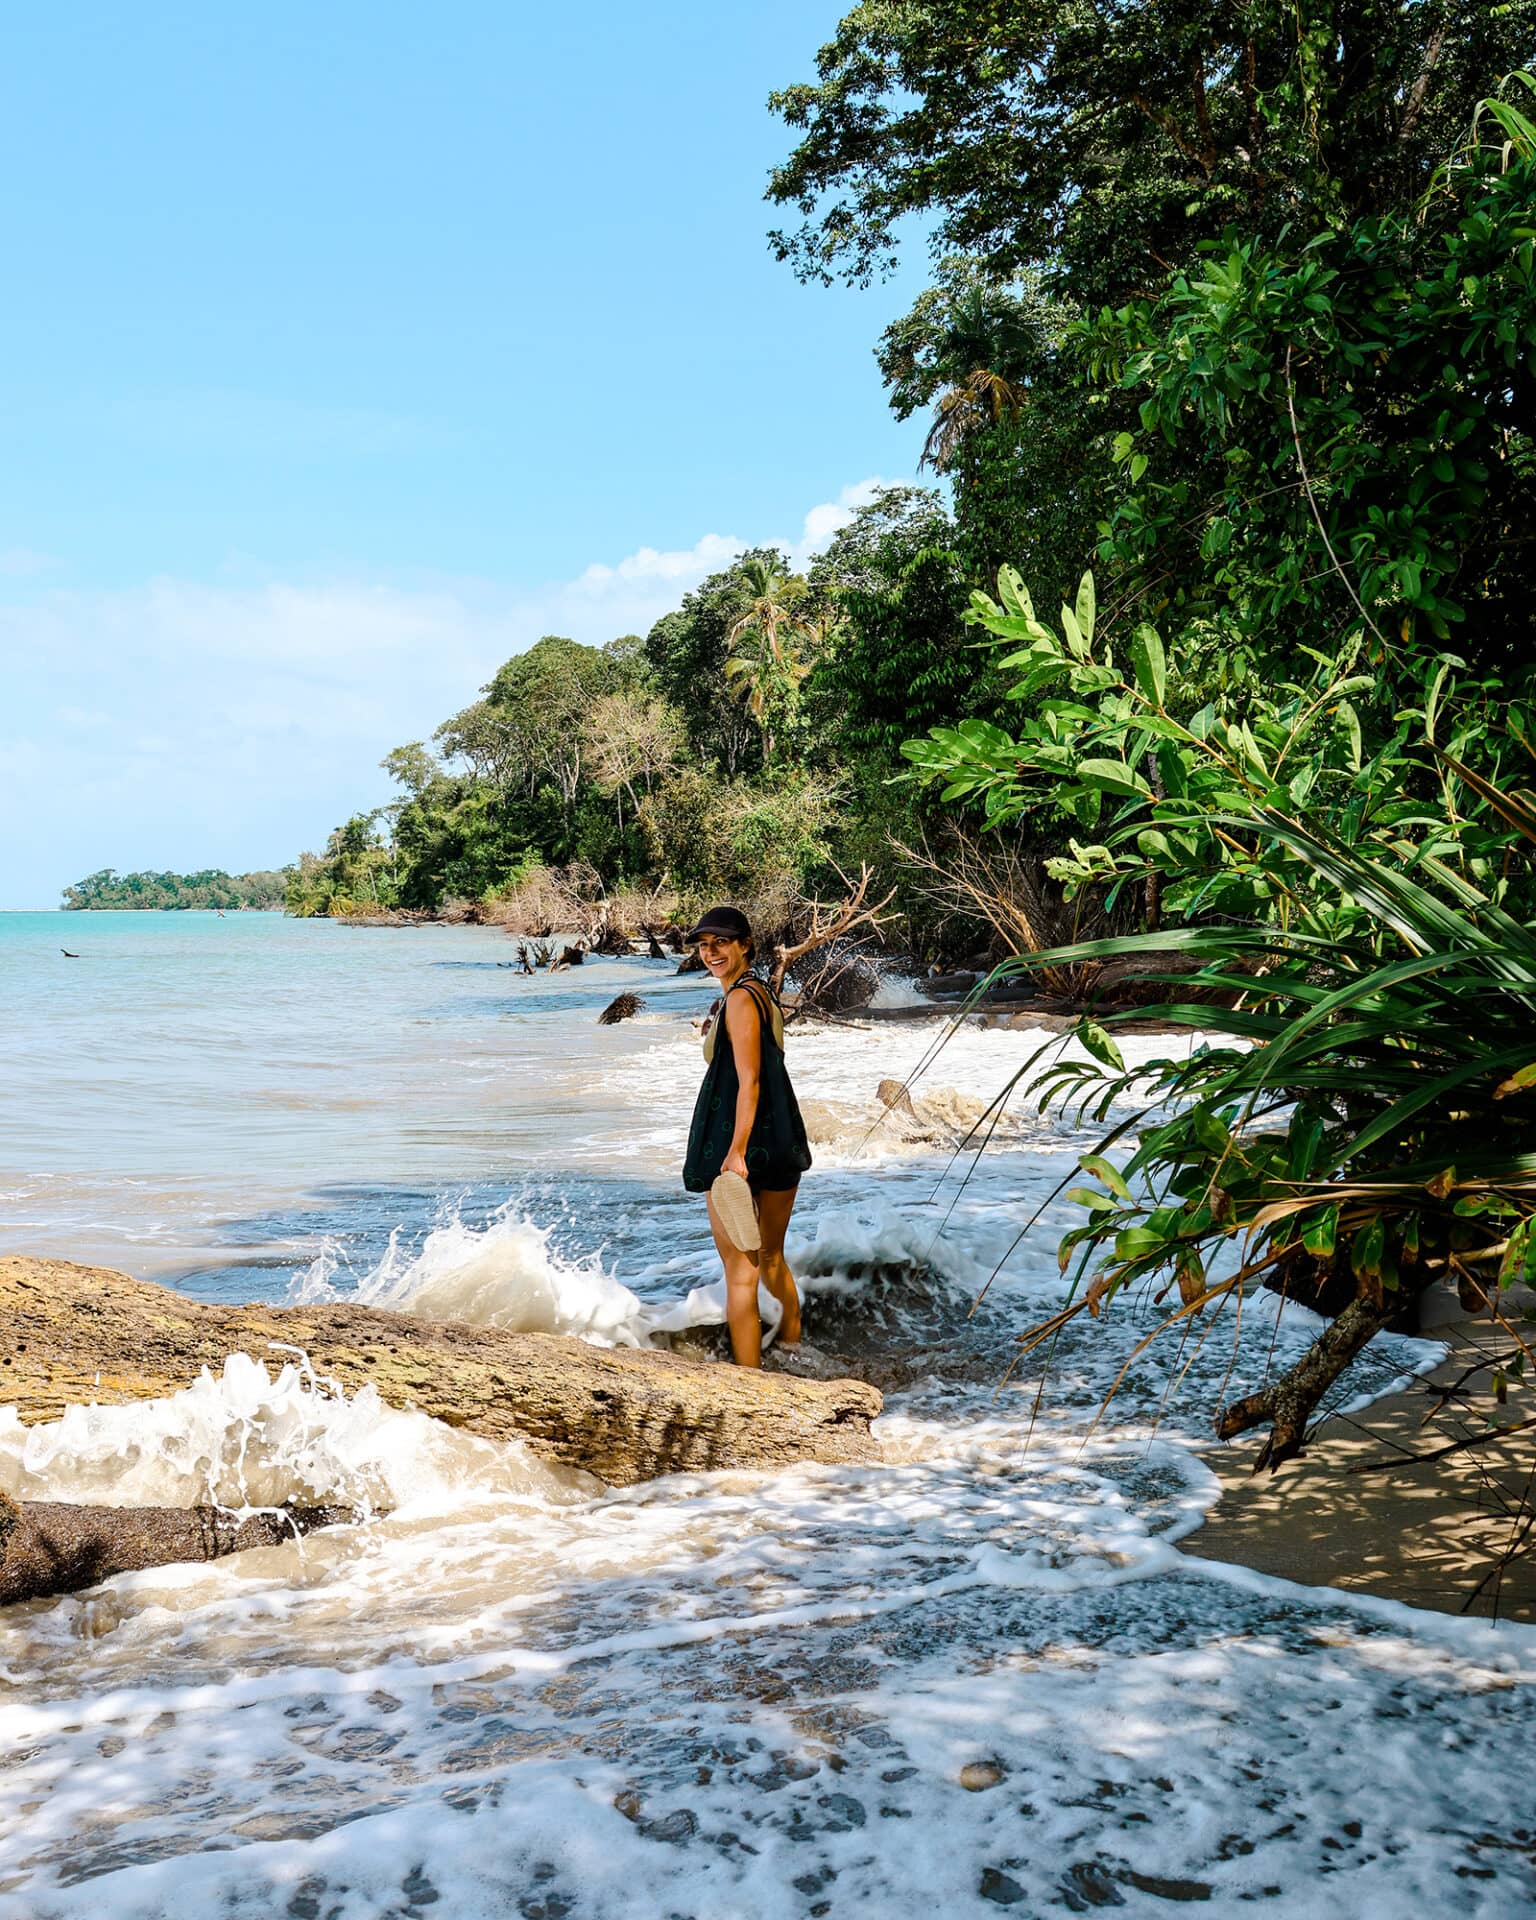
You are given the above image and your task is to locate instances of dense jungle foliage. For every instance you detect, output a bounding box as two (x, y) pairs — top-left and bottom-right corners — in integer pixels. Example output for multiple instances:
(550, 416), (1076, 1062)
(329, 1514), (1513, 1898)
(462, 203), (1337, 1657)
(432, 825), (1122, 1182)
(62, 868), (288, 911)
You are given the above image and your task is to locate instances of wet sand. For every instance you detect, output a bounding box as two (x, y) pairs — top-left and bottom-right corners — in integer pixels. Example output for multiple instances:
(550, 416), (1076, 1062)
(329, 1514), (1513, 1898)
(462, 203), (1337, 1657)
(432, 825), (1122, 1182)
(1185, 1295), (1536, 1623)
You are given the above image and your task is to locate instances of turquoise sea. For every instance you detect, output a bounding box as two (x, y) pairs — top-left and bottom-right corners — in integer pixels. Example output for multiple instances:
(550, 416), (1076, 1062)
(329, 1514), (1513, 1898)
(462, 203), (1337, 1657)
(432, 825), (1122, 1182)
(0, 908), (719, 1289)
(3, 909), (1534, 1918)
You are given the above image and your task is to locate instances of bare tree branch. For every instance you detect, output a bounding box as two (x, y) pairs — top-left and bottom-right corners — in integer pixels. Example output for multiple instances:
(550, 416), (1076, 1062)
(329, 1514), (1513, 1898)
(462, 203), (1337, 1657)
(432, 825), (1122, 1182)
(768, 863), (897, 995)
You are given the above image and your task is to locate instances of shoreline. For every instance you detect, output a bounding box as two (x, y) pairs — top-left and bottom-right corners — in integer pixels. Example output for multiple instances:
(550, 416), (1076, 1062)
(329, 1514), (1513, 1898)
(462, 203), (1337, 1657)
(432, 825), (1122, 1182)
(1182, 1305), (1536, 1624)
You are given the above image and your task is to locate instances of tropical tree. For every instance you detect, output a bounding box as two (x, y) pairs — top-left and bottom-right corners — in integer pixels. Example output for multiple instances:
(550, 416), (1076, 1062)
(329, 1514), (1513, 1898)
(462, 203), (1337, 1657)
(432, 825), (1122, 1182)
(582, 690), (686, 834)
(478, 636), (611, 819)
(769, 2), (1529, 300)
(379, 742), (440, 799)
(724, 554), (815, 758)
(1087, 82), (1536, 672)
(644, 551), (783, 775)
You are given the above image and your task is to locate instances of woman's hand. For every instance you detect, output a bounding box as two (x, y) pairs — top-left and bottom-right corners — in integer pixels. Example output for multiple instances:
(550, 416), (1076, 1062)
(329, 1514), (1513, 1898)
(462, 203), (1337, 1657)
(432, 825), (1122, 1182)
(722, 1146), (749, 1179)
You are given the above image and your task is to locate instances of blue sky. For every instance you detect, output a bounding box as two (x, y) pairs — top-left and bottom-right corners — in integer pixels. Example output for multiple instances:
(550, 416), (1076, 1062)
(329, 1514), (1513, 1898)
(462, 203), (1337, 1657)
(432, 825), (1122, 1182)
(0, 2), (931, 904)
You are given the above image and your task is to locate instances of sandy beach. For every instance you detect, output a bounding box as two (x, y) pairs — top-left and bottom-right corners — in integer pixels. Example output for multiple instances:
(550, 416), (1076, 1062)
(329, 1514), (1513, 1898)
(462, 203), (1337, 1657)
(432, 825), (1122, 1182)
(1187, 1296), (1536, 1624)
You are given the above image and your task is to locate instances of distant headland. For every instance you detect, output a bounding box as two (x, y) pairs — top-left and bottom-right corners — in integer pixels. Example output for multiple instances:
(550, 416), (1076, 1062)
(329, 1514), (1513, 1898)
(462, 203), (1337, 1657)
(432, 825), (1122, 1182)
(61, 868), (288, 911)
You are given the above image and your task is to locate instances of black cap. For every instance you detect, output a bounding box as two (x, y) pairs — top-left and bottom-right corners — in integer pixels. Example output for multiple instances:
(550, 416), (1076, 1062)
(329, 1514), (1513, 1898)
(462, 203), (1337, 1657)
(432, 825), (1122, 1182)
(685, 905), (753, 944)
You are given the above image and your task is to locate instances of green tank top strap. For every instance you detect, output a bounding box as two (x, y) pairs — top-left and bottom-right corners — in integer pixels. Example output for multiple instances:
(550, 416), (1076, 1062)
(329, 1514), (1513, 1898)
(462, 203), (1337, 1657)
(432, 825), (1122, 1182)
(727, 974), (785, 1051)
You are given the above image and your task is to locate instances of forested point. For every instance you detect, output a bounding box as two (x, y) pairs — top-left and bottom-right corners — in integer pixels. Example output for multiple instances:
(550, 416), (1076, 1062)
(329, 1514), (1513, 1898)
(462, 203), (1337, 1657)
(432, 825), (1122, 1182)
(61, 868), (288, 911)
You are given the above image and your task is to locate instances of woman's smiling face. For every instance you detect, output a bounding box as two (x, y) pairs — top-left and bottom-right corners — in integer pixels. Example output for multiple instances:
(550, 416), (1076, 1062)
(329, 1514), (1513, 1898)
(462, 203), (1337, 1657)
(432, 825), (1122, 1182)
(697, 932), (749, 980)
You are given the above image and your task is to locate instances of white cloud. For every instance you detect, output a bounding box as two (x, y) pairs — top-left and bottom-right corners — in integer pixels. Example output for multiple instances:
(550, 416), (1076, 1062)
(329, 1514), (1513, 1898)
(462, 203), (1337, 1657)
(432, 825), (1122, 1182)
(573, 531), (747, 592)
(0, 474), (910, 903)
(794, 476), (899, 562)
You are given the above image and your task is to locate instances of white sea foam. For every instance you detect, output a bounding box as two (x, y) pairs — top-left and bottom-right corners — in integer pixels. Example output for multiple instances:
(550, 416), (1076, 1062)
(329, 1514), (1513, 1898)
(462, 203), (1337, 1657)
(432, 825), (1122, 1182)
(1, 958), (1528, 1918)
(294, 1208), (662, 1345)
(0, 1352), (558, 1517)
(3, 1412), (1532, 1919)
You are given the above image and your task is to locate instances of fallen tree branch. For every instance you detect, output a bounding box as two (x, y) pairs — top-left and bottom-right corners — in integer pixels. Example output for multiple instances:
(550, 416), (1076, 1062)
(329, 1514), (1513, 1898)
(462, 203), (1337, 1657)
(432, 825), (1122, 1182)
(0, 1491), (351, 1606)
(769, 863), (897, 997)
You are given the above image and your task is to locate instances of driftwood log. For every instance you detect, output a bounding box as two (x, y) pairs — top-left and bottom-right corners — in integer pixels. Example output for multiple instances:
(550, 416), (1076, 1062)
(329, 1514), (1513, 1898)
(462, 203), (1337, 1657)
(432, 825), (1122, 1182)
(0, 1489), (350, 1606)
(1, 1258), (882, 1486)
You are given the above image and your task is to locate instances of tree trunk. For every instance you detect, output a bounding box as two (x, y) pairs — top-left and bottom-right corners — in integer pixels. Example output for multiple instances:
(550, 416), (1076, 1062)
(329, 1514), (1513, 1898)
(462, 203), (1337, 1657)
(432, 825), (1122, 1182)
(1217, 1293), (1399, 1470)
(1, 1258), (882, 1490)
(0, 1489), (350, 1606)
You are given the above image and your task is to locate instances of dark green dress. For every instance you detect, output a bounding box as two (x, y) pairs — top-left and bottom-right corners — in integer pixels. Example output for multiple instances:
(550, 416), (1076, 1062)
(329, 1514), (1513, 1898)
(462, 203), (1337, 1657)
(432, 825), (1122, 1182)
(683, 976), (812, 1194)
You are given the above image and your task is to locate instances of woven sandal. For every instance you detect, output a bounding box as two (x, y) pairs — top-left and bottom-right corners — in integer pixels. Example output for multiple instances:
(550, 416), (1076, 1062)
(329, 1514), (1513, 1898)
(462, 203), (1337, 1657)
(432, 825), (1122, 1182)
(711, 1170), (762, 1252)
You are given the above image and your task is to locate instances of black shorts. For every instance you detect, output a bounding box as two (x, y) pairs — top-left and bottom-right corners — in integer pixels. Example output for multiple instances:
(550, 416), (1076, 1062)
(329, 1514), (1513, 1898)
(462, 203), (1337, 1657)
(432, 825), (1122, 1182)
(748, 1172), (801, 1197)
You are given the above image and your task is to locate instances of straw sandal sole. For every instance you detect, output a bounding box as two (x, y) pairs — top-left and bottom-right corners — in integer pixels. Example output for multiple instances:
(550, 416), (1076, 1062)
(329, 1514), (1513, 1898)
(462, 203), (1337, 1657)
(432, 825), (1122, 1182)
(711, 1170), (762, 1252)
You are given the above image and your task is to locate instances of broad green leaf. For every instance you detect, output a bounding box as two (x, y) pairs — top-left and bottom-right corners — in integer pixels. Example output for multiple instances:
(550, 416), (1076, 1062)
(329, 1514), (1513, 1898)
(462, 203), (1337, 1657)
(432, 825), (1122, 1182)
(1350, 1215), (1386, 1280)
(1336, 698), (1363, 771)
(1129, 626), (1167, 707)
(996, 568), (1034, 621)
(1059, 606), (1089, 661)
(1156, 740), (1189, 797)
(1080, 1152), (1134, 1201)
(1501, 1223), (1533, 1285)
(1302, 1203), (1339, 1258)
(1077, 1021), (1127, 1071)
(1075, 573), (1096, 648)
(1289, 1111), (1326, 1180)
(1075, 757), (1153, 798)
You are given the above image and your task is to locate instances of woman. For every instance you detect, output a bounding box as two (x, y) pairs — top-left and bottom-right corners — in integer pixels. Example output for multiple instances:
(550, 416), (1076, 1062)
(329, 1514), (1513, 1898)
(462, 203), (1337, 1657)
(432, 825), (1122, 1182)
(682, 905), (812, 1366)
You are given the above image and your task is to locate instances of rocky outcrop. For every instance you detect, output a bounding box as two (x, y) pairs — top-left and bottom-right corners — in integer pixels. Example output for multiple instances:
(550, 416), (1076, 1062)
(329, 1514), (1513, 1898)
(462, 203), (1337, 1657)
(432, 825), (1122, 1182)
(1, 1258), (883, 1488)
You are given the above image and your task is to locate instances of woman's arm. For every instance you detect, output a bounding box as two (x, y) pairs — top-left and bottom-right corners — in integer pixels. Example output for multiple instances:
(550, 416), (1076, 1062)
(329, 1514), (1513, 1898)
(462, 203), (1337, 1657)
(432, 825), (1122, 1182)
(722, 987), (763, 1179)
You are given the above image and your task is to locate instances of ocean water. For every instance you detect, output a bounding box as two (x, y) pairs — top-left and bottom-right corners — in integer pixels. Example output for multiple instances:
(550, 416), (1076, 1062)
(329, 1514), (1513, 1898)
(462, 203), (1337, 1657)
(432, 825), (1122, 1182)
(2, 911), (1534, 1918)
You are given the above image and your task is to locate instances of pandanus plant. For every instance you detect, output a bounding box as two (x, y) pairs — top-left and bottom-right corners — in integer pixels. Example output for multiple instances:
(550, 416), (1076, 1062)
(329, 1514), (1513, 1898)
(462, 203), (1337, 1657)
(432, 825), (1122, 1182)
(986, 807), (1536, 1470)
(904, 566), (1536, 1470)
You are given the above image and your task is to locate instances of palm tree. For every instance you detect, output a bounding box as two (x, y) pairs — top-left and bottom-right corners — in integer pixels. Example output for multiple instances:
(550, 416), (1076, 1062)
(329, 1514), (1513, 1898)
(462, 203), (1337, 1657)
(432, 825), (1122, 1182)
(724, 555), (814, 759)
(917, 285), (1037, 473)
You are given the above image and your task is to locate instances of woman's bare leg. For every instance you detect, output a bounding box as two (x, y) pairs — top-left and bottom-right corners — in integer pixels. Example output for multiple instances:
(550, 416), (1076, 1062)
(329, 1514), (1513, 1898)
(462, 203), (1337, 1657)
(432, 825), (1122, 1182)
(708, 1190), (764, 1367)
(755, 1186), (801, 1348)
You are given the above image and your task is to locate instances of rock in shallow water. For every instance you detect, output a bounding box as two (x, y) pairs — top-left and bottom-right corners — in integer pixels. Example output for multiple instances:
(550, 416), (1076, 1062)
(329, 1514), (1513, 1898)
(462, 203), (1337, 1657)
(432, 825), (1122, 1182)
(0, 1256), (883, 1492)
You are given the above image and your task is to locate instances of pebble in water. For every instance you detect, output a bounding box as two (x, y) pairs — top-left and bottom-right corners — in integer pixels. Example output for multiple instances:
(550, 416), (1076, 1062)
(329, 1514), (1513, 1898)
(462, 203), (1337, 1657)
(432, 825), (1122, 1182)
(960, 1759), (1006, 1792)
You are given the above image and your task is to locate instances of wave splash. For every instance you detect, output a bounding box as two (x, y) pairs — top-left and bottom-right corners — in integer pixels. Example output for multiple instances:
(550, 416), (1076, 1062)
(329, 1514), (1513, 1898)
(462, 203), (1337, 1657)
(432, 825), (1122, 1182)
(0, 1351), (557, 1516)
(291, 1206), (664, 1345)
(287, 1193), (994, 1359)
